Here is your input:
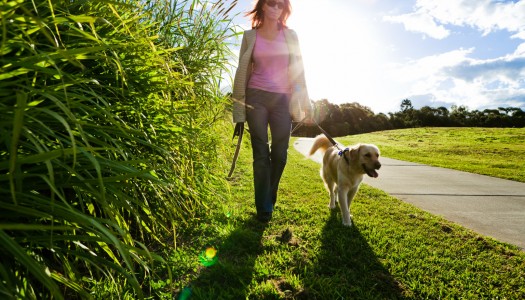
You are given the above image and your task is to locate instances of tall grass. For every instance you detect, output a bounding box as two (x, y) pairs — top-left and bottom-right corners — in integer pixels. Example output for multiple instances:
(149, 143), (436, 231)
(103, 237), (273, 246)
(0, 0), (237, 298)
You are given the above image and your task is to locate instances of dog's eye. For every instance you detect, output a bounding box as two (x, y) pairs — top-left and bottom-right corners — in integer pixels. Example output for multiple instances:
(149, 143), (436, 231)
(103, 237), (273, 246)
(365, 153), (371, 158)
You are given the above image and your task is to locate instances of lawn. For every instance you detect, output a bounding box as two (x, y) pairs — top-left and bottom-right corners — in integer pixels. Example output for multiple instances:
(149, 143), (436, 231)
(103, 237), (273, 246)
(337, 127), (525, 183)
(167, 127), (525, 299)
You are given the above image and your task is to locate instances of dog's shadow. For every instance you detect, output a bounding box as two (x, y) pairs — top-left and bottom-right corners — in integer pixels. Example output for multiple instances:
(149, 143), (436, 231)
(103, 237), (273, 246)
(305, 209), (407, 299)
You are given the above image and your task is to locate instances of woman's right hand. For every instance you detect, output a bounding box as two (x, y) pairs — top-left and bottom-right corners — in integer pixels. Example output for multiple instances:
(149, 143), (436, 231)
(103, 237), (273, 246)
(233, 122), (244, 138)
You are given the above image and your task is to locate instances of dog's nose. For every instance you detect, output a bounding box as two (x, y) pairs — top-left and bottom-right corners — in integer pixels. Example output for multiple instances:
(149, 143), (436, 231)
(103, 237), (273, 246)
(375, 162), (381, 169)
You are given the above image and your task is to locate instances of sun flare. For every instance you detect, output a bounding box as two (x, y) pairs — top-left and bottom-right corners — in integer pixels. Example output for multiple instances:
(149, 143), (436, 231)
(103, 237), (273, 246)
(287, 1), (394, 111)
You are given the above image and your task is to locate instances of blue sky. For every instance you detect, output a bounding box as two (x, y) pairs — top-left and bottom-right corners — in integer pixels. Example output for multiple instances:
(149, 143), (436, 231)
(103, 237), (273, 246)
(224, 0), (525, 114)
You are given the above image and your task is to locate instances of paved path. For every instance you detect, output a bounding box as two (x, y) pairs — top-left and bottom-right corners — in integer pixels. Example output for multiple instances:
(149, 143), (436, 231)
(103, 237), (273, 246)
(293, 138), (525, 250)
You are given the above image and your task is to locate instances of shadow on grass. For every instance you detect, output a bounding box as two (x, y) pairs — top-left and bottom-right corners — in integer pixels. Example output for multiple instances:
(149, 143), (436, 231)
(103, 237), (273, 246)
(304, 209), (407, 299)
(187, 215), (267, 299)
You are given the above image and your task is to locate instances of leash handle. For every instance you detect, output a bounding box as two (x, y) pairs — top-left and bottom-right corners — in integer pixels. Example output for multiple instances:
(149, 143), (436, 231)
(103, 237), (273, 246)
(232, 122), (244, 140)
(227, 123), (245, 179)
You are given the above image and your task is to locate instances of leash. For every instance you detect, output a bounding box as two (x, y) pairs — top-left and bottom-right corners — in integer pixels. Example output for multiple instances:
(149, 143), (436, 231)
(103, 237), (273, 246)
(292, 118), (340, 148)
(228, 118), (350, 178)
(311, 119), (341, 151)
(293, 117), (343, 150)
(300, 118), (351, 164)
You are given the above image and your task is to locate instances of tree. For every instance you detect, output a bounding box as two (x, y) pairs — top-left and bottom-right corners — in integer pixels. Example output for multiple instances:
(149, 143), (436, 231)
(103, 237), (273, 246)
(400, 99), (414, 112)
(450, 105), (469, 126)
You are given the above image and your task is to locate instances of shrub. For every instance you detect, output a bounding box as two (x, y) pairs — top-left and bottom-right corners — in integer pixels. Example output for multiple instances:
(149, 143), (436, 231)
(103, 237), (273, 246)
(0, 0), (236, 298)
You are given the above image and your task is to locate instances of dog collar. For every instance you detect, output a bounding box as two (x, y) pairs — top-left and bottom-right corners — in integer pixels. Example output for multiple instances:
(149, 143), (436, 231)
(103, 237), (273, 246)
(338, 148), (350, 165)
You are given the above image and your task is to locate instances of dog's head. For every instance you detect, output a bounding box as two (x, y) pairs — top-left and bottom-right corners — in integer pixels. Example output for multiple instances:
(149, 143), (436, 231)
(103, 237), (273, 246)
(349, 144), (381, 178)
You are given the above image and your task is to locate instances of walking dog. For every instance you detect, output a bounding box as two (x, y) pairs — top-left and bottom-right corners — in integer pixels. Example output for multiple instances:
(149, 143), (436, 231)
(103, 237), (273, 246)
(309, 135), (381, 226)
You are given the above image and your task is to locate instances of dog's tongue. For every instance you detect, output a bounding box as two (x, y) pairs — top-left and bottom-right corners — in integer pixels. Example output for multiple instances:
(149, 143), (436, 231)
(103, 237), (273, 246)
(368, 169), (379, 178)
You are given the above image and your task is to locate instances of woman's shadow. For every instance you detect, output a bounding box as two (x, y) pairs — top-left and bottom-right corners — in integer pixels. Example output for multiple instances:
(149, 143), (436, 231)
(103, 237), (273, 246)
(304, 209), (407, 299)
(184, 214), (267, 299)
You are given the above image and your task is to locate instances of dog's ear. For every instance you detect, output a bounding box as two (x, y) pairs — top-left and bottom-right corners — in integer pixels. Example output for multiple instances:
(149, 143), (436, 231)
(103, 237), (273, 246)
(350, 144), (360, 160)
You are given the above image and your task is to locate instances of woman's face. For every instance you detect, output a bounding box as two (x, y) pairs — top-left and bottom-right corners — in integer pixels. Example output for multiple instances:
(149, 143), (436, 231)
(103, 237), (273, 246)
(262, 0), (285, 22)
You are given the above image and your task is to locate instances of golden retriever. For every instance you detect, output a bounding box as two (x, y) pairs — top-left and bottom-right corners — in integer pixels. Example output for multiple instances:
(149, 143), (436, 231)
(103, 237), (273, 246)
(309, 134), (381, 226)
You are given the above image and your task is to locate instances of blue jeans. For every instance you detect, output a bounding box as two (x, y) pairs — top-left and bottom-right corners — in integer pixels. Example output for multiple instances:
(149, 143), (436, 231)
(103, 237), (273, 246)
(245, 88), (292, 215)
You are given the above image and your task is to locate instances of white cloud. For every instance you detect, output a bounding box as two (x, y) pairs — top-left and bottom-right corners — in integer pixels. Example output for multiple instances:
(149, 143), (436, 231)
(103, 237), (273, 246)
(515, 42), (525, 55)
(387, 46), (525, 110)
(383, 11), (450, 39)
(385, 0), (525, 40)
(376, 0), (525, 111)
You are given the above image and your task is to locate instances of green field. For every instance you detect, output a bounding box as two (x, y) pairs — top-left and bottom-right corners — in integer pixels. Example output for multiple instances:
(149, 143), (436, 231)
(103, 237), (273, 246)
(168, 127), (525, 299)
(338, 127), (525, 182)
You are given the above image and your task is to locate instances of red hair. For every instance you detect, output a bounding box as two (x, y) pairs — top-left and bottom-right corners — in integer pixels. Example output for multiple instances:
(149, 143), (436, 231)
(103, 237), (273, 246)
(246, 0), (292, 29)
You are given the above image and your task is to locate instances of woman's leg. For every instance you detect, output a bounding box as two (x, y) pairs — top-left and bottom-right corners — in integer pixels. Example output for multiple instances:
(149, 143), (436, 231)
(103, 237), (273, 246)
(246, 89), (292, 219)
(268, 93), (292, 205)
(246, 89), (273, 216)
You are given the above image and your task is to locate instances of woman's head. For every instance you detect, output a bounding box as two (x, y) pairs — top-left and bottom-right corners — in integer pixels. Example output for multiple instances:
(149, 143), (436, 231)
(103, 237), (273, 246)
(247, 0), (291, 29)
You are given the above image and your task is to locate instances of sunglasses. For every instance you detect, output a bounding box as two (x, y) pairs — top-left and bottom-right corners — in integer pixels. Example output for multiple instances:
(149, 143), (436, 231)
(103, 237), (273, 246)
(266, 0), (285, 10)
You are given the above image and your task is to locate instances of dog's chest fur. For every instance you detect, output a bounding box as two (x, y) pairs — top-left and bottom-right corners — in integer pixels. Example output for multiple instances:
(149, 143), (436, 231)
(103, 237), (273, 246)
(323, 148), (363, 188)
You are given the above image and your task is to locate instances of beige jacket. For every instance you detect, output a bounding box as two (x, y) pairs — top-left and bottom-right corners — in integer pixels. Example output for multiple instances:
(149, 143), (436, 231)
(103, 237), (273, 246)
(232, 28), (313, 123)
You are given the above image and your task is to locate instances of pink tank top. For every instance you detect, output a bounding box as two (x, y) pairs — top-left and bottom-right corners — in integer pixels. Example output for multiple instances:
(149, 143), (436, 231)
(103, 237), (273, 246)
(248, 29), (290, 94)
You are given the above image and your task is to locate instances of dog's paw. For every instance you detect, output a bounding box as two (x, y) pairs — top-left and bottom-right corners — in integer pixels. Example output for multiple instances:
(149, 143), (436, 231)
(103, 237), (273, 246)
(328, 203), (337, 209)
(342, 216), (353, 227)
(342, 220), (353, 227)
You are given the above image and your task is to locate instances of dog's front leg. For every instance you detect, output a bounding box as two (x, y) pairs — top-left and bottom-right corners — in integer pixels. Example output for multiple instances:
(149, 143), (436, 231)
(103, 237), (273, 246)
(345, 187), (359, 223)
(329, 184), (337, 209)
(338, 187), (352, 226)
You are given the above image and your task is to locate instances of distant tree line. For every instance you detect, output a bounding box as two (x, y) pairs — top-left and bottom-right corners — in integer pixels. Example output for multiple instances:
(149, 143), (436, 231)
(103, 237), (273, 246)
(293, 98), (525, 137)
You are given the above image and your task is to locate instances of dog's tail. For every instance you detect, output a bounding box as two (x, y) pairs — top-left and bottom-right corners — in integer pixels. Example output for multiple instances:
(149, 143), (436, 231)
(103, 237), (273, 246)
(309, 134), (332, 156)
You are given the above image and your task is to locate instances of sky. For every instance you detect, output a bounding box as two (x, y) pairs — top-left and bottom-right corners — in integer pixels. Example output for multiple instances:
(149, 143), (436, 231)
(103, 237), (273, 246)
(223, 0), (525, 114)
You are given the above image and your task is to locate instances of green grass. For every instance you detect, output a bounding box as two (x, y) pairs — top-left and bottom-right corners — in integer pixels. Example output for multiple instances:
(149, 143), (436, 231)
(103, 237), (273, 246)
(0, 0), (237, 298)
(337, 127), (525, 182)
(165, 126), (525, 299)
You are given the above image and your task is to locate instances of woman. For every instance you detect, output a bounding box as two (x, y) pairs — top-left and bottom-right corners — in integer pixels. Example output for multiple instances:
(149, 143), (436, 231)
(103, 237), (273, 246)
(232, 0), (313, 222)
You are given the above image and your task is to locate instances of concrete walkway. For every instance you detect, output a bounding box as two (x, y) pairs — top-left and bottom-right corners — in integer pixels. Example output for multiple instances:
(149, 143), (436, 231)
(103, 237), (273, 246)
(293, 137), (525, 250)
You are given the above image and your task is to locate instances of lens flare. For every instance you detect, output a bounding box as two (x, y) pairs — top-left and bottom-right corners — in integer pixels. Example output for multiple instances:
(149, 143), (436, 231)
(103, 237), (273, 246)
(199, 246), (218, 267)
(314, 101), (329, 123)
(205, 247), (217, 259)
(176, 286), (192, 300)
